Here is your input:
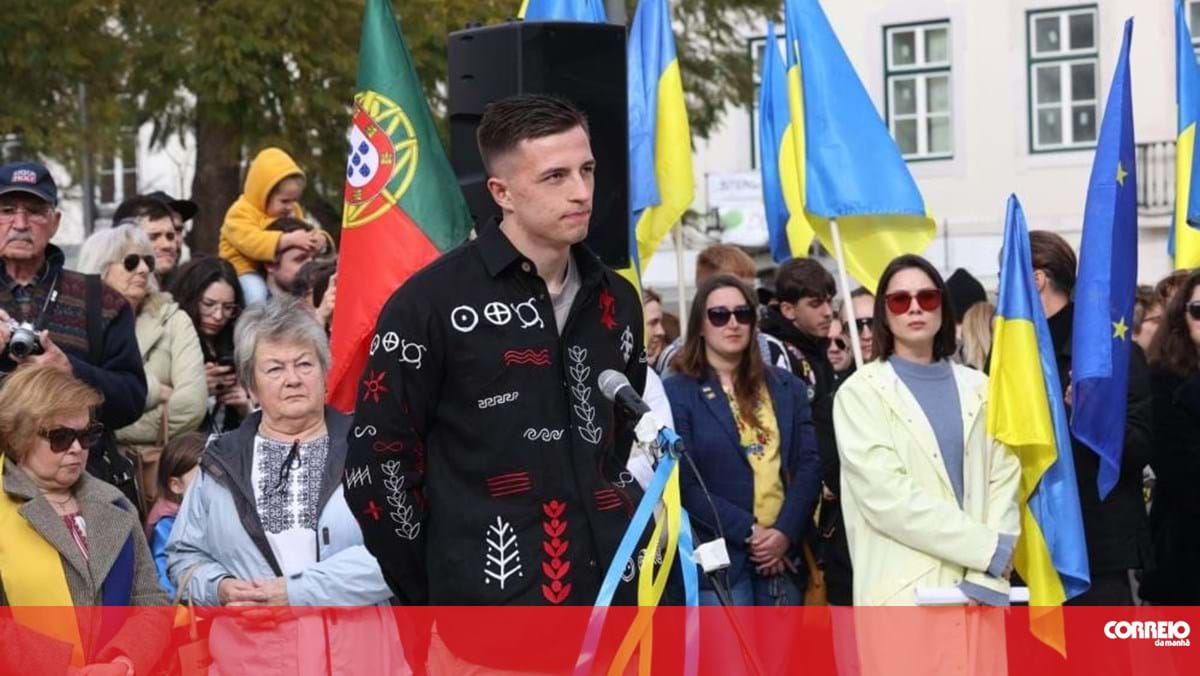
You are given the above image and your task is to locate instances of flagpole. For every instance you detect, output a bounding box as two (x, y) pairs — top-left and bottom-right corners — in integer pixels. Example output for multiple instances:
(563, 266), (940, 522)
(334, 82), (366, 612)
(674, 223), (688, 339)
(830, 218), (864, 368)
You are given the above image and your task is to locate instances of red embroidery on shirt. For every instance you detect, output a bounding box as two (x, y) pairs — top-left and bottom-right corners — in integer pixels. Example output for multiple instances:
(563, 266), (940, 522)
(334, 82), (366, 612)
(503, 348), (551, 367)
(594, 488), (623, 512)
(362, 370), (389, 403)
(363, 501), (383, 521)
(541, 499), (572, 604)
(372, 440), (404, 454)
(599, 289), (618, 330)
(487, 472), (532, 497)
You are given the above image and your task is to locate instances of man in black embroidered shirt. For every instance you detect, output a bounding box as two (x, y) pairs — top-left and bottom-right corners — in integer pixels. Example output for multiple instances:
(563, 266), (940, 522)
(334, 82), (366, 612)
(345, 96), (647, 611)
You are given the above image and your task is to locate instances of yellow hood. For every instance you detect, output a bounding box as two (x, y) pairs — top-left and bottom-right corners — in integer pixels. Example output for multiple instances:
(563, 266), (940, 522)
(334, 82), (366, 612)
(243, 147), (304, 212)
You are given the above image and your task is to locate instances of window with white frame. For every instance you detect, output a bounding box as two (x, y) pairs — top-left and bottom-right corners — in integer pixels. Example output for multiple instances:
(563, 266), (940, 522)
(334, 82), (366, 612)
(884, 20), (952, 160)
(97, 129), (138, 206)
(1028, 6), (1099, 152)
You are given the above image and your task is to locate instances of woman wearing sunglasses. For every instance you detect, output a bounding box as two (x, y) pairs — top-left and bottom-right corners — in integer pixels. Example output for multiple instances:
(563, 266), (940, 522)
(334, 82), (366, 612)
(832, 255), (1019, 672)
(663, 274), (821, 608)
(78, 225), (207, 497)
(0, 365), (169, 673)
(1140, 269), (1200, 605)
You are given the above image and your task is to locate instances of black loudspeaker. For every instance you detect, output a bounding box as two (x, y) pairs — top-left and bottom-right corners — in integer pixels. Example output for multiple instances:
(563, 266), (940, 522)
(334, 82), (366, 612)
(448, 21), (630, 270)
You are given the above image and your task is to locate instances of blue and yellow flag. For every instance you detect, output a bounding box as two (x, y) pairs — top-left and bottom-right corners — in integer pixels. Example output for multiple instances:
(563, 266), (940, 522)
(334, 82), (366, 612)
(1174, 1), (1200, 268)
(518, 0), (607, 22)
(758, 21), (812, 263)
(1071, 18), (1137, 501)
(989, 194), (1090, 657)
(626, 0), (694, 283)
(783, 0), (935, 292)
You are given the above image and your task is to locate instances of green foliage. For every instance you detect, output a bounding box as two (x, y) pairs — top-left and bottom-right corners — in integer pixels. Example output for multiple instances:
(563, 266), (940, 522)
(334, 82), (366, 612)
(0, 0), (773, 216)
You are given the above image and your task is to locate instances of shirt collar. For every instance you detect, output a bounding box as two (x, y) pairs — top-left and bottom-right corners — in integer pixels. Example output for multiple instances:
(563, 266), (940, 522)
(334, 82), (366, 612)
(476, 219), (607, 288)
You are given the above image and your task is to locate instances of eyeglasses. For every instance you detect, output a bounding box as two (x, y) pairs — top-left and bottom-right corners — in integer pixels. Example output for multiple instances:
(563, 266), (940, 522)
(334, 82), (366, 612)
(148, 229), (177, 243)
(0, 204), (53, 224)
(885, 289), (942, 315)
(706, 305), (755, 327)
(122, 253), (155, 272)
(199, 298), (241, 319)
(1187, 302), (1200, 321)
(854, 317), (874, 332)
(38, 422), (104, 453)
(831, 337), (848, 351)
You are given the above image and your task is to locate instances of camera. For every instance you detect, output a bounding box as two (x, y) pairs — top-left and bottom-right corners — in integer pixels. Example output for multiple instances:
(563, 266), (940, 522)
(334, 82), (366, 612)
(6, 320), (43, 359)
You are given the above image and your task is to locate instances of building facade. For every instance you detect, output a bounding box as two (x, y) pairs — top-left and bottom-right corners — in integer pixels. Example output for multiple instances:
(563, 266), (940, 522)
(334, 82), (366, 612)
(678, 0), (1190, 294)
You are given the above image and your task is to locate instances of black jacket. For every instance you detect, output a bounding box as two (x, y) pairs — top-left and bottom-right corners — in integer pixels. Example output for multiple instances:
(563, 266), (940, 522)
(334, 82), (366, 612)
(0, 246), (147, 428)
(1140, 367), (1200, 604)
(345, 225), (648, 607)
(1046, 303), (1152, 574)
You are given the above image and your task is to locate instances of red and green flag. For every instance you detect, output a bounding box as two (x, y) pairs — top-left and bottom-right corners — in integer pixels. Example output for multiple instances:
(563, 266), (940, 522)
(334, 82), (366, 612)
(327, 0), (473, 411)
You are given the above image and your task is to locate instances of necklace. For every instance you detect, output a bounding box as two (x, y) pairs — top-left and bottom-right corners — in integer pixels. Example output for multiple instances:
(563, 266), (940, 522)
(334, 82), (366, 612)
(44, 492), (75, 509)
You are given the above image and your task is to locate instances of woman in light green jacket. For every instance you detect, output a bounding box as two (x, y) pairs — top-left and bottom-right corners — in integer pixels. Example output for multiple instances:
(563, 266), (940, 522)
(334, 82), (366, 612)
(78, 225), (207, 447)
(833, 255), (1020, 676)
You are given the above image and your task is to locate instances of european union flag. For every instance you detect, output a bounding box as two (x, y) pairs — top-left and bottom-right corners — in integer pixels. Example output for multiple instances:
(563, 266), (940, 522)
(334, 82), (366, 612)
(1071, 18), (1137, 500)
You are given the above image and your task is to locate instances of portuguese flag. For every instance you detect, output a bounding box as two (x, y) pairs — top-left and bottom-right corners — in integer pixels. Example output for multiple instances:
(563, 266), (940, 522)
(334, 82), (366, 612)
(327, 0), (473, 411)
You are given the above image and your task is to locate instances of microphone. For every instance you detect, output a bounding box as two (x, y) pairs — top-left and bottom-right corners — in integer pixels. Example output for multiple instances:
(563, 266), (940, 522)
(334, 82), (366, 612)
(598, 369), (651, 418)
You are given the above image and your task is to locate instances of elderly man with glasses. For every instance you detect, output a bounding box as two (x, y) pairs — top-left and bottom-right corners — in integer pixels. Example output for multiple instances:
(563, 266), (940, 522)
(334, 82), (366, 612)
(0, 161), (147, 511)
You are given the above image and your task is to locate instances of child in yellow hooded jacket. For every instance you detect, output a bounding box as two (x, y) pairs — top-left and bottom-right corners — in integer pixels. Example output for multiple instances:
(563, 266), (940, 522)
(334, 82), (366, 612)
(219, 147), (326, 303)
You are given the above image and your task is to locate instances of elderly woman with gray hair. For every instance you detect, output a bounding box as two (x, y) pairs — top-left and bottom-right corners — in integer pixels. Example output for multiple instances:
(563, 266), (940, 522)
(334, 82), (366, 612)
(166, 297), (403, 673)
(77, 224), (207, 466)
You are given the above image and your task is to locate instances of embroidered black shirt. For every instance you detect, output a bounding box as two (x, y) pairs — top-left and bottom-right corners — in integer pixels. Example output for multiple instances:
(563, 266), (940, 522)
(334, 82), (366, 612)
(345, 224), (648, 605)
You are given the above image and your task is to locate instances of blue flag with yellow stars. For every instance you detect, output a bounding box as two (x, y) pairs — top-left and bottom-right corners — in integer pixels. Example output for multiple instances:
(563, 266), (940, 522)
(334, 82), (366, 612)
(1071, 18), (1137, 501)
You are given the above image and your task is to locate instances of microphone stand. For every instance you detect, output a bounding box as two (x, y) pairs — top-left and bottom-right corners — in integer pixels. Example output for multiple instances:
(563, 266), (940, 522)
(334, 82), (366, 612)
(656, 425), (765, 676)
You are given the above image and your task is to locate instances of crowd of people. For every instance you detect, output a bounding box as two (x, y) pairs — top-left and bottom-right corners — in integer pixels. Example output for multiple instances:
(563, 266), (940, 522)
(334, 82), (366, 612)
(0, 92), (1198, 673)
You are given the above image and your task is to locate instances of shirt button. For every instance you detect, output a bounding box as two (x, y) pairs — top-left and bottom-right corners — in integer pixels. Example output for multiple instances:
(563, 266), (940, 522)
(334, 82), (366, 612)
(589, 559), (597, 567)
(539, 293), (547, 300)
(521, 262), (532, 273)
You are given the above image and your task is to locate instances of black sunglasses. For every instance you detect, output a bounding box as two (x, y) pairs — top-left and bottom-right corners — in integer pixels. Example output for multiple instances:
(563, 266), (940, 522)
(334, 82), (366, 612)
(832, 336), (848, 351)
(1188, 302), (1200, 321)
(854, 317), (873, 332)
(706, 305), (755, 327)
(39, 422), (105, 453)
(122, 253), (155, 272)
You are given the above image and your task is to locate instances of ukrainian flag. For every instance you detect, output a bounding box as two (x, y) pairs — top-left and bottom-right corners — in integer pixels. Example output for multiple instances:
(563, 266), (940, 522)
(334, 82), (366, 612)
(989, 194), (1090, 656)
(1174, 0), (1200, 268)
(784, 0), (935, 292)
(518, 0), (607, 22)
(759, 21), (812, 263)
(626, 0), (694, 282)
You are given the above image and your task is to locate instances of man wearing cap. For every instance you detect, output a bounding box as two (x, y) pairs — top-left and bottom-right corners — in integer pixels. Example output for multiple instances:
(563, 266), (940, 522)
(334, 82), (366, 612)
(0, 161), (148, 507)
(113, 191), (197, 287)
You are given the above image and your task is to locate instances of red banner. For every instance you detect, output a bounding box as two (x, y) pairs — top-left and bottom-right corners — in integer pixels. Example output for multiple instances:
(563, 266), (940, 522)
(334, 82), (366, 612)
(3, 606), (1197, 675)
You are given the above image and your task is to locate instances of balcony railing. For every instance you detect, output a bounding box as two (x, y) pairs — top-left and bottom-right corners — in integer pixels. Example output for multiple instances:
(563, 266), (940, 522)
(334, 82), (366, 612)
(1136, 140), (1175, 217)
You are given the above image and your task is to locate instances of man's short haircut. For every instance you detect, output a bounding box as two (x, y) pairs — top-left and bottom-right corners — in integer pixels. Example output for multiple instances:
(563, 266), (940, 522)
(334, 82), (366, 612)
(476, 94), (590, 175)
(642, 288), (663, 305)
(775, 258), (836, 304)
(850, 287), (873, 300)
(1028, 230), (1078, 296)
(695, 244), (756, 285)
(112, 195), (172, 224)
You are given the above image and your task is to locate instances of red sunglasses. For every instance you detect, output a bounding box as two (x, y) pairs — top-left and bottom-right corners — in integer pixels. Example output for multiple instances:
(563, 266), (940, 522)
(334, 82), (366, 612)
(885, 289), (942, 315)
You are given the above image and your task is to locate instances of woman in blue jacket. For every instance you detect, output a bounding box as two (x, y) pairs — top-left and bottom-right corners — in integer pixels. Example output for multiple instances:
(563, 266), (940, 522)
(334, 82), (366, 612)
(664, 275), (821, 605)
